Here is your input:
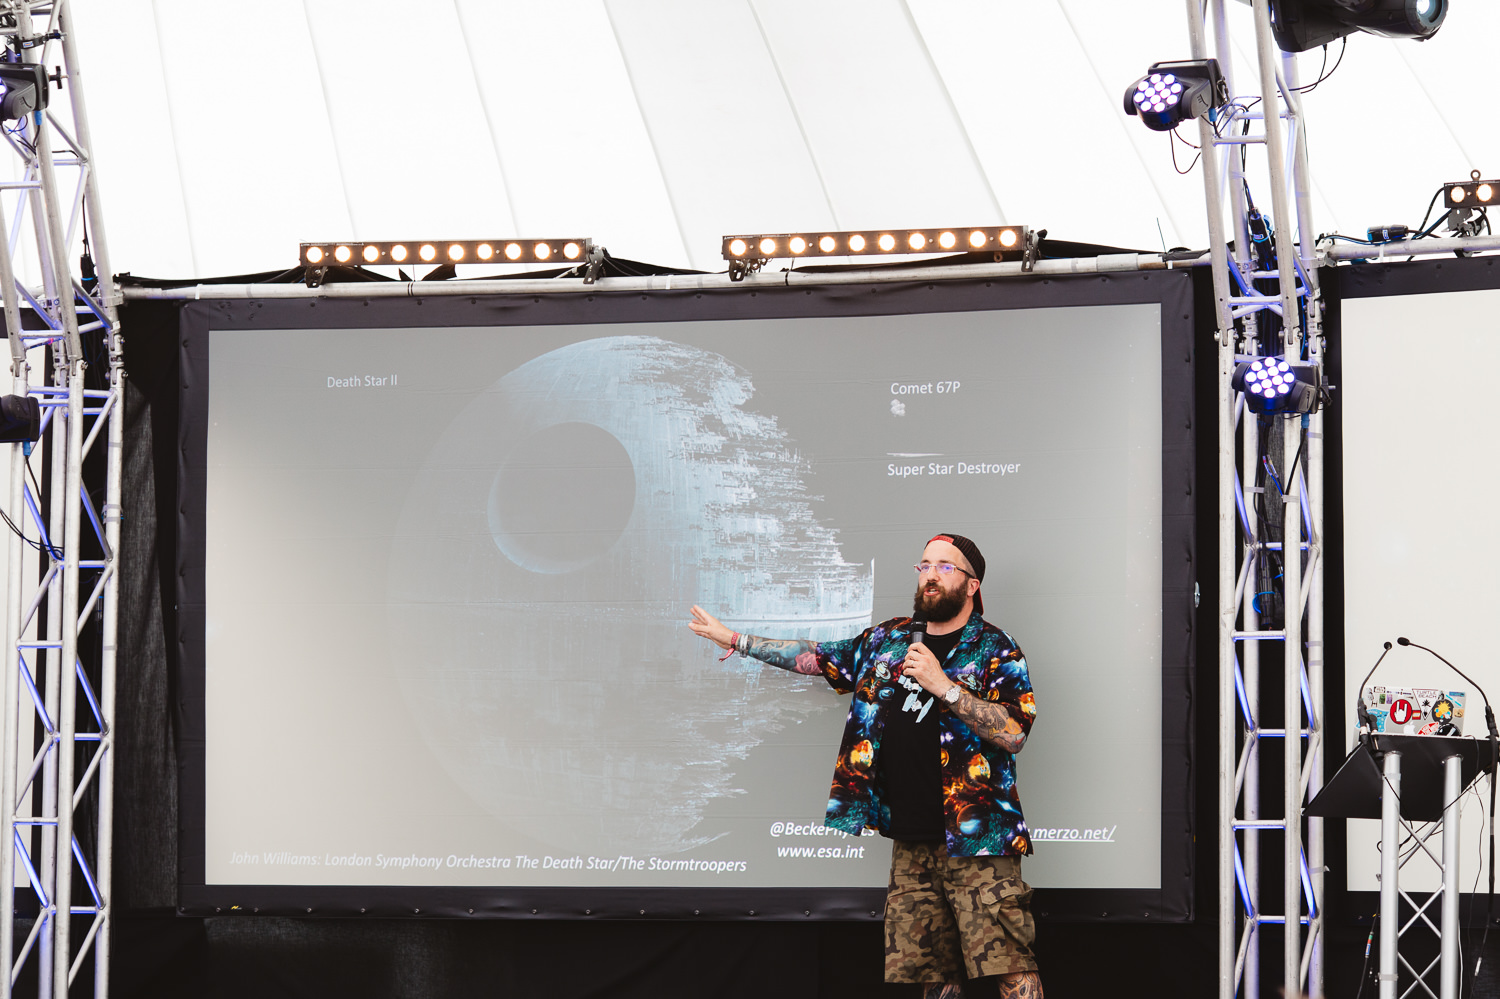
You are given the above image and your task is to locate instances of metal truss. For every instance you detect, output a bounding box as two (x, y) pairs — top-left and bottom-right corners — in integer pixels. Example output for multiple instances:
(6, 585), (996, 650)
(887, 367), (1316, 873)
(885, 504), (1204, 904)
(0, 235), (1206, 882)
(0, 3), (122, 999)
(1183, 1), (1326, 997)
(1376, 752), (1467, 999)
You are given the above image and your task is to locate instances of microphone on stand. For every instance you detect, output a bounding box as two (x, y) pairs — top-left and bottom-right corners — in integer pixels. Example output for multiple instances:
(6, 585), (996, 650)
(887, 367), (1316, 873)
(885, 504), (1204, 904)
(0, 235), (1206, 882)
(1355, 641), (1393, 744)
(1396, 636), (1499, 744)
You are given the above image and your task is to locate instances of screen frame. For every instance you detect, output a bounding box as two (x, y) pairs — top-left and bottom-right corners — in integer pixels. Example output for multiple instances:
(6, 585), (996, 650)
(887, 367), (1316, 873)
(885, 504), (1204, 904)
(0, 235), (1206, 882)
(175, 271), (1198, 921)
(1323, 254), (1500, 925)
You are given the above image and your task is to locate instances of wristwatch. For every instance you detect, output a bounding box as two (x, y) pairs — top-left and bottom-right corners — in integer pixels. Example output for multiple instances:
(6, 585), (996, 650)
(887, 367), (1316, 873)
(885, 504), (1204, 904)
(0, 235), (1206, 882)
(942, 684), (962, 705)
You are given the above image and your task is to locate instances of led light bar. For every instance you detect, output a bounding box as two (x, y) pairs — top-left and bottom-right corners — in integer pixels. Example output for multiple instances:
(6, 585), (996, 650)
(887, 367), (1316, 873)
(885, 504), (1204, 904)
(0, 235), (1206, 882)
(300, 238), (595, 268)
(1443, 177), (1499, 211)
(721, 226), (1029, 262)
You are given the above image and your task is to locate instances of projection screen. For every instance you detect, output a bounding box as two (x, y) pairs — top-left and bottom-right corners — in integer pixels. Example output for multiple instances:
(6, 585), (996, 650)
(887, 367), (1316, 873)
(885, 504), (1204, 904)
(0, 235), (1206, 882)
(176, 274), (1196, 919)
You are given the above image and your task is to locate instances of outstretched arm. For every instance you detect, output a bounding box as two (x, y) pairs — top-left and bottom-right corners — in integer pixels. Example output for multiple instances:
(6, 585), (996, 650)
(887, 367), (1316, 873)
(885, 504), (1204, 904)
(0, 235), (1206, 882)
(689, 605), (821, 674)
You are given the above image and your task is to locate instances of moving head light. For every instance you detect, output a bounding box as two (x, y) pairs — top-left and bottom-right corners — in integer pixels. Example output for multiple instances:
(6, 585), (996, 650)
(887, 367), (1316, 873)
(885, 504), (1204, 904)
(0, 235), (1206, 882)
(1270, 0), (1447, 53)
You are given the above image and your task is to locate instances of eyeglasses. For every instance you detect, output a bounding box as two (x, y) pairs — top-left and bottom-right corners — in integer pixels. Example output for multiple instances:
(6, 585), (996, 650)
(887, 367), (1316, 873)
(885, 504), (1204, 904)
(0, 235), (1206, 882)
(913, 562), (970, 577)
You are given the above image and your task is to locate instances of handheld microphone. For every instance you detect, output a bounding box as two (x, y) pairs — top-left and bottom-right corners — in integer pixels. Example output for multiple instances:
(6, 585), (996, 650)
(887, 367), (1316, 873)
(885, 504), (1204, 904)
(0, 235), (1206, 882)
(898, 621), (926, 679)
(1356, 641), (1393, 738)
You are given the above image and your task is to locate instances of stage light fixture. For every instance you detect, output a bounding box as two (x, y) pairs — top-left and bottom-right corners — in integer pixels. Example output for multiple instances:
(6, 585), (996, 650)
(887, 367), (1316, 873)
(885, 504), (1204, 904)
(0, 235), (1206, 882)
(1124, 60), (1225, 132)
(0, 64), (48, 122)
(722, 226), (1034, 280)
(722, 227), (1028, 261)
(1269, 0), (1446, 52)
(1444, 175), (1499, 210)
(0, 394), (40, 444)
(300, 238), (597, 271)
(1232, 356), (1322, 415)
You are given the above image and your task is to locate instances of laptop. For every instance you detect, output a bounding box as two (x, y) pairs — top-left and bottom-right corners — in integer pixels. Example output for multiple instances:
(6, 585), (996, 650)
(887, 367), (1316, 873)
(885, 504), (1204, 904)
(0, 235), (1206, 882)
(1364, 686), (1466, 736)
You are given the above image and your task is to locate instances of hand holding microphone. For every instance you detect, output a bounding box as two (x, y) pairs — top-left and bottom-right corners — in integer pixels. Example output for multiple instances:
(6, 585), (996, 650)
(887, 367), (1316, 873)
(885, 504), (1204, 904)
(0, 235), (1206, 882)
(902, 621), (952, 696)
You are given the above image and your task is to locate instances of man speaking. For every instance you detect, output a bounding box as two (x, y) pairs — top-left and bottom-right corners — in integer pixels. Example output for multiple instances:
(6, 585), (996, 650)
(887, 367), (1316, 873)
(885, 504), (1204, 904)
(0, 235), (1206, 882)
(690, 532), (1041, 999)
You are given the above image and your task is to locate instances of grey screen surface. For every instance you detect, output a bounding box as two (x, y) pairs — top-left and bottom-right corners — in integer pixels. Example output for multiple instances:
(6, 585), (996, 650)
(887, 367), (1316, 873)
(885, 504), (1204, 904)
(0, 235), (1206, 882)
(1340, 287), (1500, 893)
(203, 305), (1163, 890)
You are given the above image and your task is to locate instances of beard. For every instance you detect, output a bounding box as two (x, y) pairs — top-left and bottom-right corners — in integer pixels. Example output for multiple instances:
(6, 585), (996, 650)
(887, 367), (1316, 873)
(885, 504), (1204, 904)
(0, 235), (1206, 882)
(912, 579), (967, 623)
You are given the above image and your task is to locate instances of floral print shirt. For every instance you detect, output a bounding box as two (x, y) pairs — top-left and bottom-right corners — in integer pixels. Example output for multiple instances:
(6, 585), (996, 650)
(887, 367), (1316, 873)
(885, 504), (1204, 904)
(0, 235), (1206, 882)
(812, 611), (1036, 857)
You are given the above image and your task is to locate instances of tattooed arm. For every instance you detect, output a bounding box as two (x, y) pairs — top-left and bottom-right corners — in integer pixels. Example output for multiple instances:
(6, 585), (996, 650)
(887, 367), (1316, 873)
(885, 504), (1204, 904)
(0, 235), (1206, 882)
(901, 641), (1029, 753)
(946, 689), (1028, 754)
(689, 605), (820, 674)
(742, 636), (821, 674)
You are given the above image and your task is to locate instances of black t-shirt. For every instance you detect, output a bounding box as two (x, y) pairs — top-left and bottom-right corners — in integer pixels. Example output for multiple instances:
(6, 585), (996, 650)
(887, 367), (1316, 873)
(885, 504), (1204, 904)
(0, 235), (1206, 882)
(877, 627), (963, 842)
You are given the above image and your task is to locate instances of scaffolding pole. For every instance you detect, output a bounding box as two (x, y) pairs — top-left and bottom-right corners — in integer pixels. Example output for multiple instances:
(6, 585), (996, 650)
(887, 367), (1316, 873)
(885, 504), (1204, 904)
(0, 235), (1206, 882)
(0, 4), (121, 998)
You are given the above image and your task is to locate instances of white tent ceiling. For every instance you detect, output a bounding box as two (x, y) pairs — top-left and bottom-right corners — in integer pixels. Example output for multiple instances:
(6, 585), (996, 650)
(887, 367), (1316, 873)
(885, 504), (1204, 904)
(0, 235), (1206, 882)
(64, 0), (1500, 281)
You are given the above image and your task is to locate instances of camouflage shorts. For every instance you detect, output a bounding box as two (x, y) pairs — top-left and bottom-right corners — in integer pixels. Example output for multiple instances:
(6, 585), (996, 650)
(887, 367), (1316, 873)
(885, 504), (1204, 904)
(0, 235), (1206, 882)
(884, 839), (1037, 983)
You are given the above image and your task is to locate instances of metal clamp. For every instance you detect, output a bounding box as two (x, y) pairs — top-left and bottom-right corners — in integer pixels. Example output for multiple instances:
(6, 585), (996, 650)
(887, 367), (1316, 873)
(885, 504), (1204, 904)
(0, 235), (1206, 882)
(583, 243), (606, 284)
(1019, 228), (1046, 273)
(728, 257), (767, 282)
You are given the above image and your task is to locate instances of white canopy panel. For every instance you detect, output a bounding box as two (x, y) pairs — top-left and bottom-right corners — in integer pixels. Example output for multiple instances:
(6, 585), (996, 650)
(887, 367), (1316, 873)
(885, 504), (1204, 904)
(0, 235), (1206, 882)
(65, 0), (1500, 280)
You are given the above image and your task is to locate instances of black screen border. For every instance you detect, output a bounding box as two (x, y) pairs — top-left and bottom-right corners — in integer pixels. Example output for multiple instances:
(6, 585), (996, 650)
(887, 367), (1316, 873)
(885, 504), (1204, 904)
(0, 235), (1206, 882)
(175, 271), (1198, 922)
(1323, 254), (1500, 925)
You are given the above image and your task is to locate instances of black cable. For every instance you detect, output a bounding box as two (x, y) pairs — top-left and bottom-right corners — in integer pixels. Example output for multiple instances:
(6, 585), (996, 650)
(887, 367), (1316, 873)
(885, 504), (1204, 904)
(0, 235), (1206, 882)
(1280, 434), (1306, 496)
(1294, 37), (1347, 94)
(0, 502), (56, 559)
(1465, 783), (1489, 998)
(24, 452), (43, 511)
(1170, 128), (1201, 176)
(19, 454), (64, 561)
(1414, 188), (1447, 237)
(1479, 761), (1497, 983)
(1354, 911), (1377, 999)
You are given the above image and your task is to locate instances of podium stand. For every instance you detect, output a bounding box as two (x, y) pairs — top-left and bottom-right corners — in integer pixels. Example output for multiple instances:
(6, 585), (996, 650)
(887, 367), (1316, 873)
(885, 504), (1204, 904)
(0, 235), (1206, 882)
(1307, 735), (1493, 999)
